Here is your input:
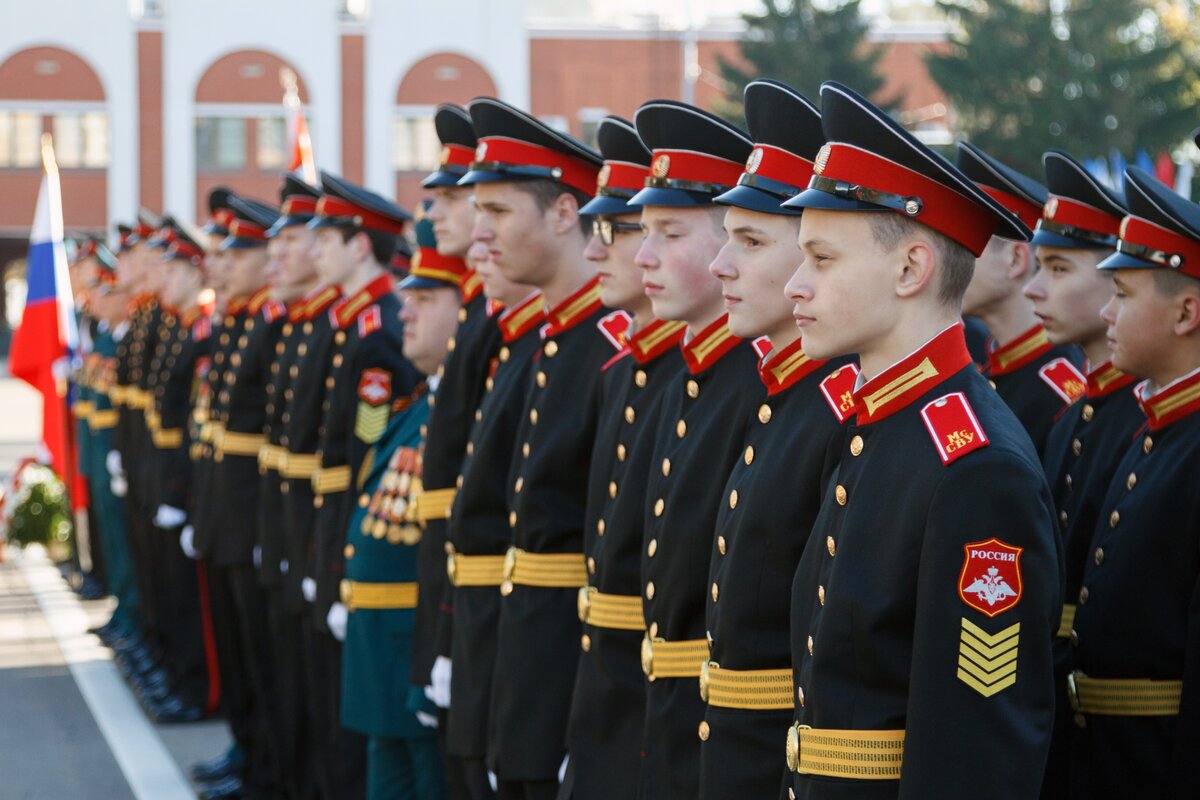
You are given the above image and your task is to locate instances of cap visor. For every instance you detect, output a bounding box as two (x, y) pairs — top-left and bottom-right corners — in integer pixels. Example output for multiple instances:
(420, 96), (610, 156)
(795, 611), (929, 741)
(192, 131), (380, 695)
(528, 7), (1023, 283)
(1030, 229), (1106, 250)
(1096, 251), (1159, 271)
(781, 187), (893, 214)
(579, 195), (641, 217)
(714, 185), (800, 216)
(266, 216), (311, 238)
(221, 236), (266, 250)
(421, 170), (468, 189)
(627, 186), (718, 208)
(398, 275), (459, 290)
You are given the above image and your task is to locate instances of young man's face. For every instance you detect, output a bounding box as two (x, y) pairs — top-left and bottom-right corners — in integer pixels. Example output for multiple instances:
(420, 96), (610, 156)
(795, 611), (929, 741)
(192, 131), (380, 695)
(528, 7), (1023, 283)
(399, 286), (461, 375)
(1101, 269), (1182, 379)
(473, 182), (559, 288)
(1023, 246), (1111, 347)
(225, 246), (269, 298)
(468, 240), (532, 309)
(274, 225), (319, 295)
(635, 205), (726, 328)
(116, 247), (142, 290)
(162, 260), (197, 309)
(788, 209), (899, 362)
(312, 227), (359, 289)
(586, 213), (647, 313)
(427, 186), (476, 258)
(962, 236), (1018, 318)
(710, 206), (802, 340)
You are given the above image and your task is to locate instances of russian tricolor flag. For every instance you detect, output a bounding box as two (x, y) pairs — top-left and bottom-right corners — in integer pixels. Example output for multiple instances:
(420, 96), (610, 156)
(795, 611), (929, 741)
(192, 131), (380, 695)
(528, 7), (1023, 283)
(8, 135), (79, 484)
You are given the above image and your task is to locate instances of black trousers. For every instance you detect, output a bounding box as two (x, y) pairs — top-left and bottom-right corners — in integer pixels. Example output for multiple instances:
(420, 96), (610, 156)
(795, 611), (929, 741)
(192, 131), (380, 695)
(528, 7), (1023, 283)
(157, 526), (208, 705)
(496, 780), (557, 800)
(267, 590), (318, 800)
(301, 624), (365, 800)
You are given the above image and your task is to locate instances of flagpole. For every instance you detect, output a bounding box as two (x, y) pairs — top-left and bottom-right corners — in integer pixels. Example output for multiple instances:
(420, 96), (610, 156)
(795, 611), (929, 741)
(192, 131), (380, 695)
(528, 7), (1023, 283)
(280, 67), (317, 184)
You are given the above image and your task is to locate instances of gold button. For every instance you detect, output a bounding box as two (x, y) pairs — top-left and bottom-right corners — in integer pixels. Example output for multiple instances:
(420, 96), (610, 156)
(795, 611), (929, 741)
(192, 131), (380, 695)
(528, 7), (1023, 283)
(1065, 474), (1073, 490)
(456, 475), (464, 488)
(797, 686), (805, 706)
(447, 337), (457, 352)
(587, 557), (596, 574)
(597, 519), (606, 536)
(333, 353), (344, 367)
(609, 481), (618, 499)
(717, 535), (726, 555)
(499, 346), (510, 362)
(1126, 473), (1136, 490)
(698, 721), (710, 741)
(649, 622), (659, 637)
(1072, 438), (1082, 455)
(647, 539), (657, 558)
(818, 585), (825, 605)
(1070, 630), (1079, 647)
(581, 634), (591, 652)
(850, 435), (863, 456)
(1094, 547), (1105, 566)
(514, 477), (524, 493)
(676, 420), (687, 438)
(826, 536), (836, 557)
(711, 583), (719, 602)
(654, 498), (665, 517)
(988, 380), (997, 390)
(291, 365), (300, 378)
(625, 406), (636, 424)
(616, 444), (627, 461)
(1144, 436), (1153, 454)
(529, 409), (539, 425)
(358, 494), (369, 508)
(485, 377), (494, 391)
(661, 458), (671, 476)
(789, 789), (796, 800)
(730, 490), (741, 510)
(1109, 510), (1120, 527)
(1082, 404), (1094, 422)
(1074, 713), (1087, 729)
(1059, 510), (1069, 527)
(458, 308), (468, 323)
(758, 404), (772, 424)
(835, 485), (847, 505)
(474, 409), (483, 422)
(645, 582), (655, 600)
(466, 442), (474, 456)
(743, 446), (754, 465)
(537, 371), (547, 388)
(508, 511), (517, 527)
(545, 341), (558, 357)
(344, 544), (355, 559)
(635, 370), (647, 388)
(1079, 586), (1089, 604)
(687, 380), (700, 398)
(807, 635), (814, 655)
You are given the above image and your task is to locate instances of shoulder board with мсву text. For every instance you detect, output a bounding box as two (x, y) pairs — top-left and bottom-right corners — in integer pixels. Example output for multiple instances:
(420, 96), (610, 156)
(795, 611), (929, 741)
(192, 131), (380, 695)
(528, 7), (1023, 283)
(191, 317), (212, 342)
(920, 391), (990, 466)
(1036, 357), (1087, 405)
(818, 363), (860, 423)
(261, 299), (286, 324)
(595, 309), (633, 352)
(358, 305), (382, 338)
(751, 336), (772, 360)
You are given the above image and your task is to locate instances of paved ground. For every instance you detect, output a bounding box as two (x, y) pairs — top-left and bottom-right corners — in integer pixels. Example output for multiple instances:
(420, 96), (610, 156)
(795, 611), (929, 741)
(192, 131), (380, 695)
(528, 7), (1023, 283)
(0, 364), (230, 799)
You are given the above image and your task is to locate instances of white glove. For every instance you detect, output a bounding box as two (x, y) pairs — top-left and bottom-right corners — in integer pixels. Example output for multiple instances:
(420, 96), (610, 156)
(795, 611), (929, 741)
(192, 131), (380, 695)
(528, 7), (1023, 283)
(252, 545), (262, 569)
(326, 602), (348, 642)
(488, 771), (497, 792)
(415, 711), (438, 729)
(110, 474), (127, 498)
(559, 754), (569, 784)
(154, 504), (187, 529)
(179, 525), (200, 560)
(105, 450), (123, 478)
(425, 655), (452, 709)
(302, 577), (317, 603)
(280, 558), (290, 575)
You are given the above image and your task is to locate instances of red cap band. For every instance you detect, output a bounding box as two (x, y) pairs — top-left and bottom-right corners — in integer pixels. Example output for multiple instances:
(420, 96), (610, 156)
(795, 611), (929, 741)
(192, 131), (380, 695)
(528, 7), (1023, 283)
(473, 136), (600, 195)
(229, 219), (267, 241)
(647, 149), (744, 189)
(597, 160), (649, 195)
(281, 196), (317, 217)
(409, 248), (468, 285)
(745, 144), (814, 190)
(440, 144), (475, 170)
(1042, 195), (1121, 238)
(315, 196), (407, 235)
(979, 185), (1043, 230)
(1119, 215), (1200, 278)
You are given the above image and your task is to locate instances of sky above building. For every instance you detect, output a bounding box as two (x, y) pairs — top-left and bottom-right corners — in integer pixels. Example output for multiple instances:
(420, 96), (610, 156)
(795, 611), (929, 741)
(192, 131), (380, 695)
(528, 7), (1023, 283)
(525, 0), (941, 28)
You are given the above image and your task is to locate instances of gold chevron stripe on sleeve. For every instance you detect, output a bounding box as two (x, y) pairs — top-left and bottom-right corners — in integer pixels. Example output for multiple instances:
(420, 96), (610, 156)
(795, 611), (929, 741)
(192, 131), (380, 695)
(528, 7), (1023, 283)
(957, 617), (1019, 698)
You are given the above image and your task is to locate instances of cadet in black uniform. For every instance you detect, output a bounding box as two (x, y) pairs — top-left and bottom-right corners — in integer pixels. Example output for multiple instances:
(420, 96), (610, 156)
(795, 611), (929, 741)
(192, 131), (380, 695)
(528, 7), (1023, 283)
(699, 80), (852, 800)
(562, 114), (684, 800)
(782, 82), (1060, 799)
(1021, 150), (1141, 798)
(1067, 166), (1200, 798)
(627, 99), (761, 800)
(459, 97), (616, 800)
(957, 142), (1085, 456)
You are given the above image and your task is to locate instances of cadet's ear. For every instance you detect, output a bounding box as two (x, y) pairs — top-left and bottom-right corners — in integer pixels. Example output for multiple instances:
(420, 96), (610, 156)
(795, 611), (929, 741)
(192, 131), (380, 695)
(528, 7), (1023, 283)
(1174, 286), (1200, 337)
(895, 238), (937, 299)
(551, 191), (581, 236)
(1007, 241), (1033, 282)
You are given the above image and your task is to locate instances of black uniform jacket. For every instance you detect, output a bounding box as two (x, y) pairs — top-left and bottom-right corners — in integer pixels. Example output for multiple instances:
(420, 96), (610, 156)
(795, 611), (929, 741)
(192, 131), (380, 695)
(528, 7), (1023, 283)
(150, 307), (212, 513)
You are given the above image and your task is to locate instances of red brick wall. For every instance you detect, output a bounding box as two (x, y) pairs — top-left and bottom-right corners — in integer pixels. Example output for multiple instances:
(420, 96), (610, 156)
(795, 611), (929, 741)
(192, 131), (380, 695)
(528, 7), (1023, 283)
(341, 34), (365, 184)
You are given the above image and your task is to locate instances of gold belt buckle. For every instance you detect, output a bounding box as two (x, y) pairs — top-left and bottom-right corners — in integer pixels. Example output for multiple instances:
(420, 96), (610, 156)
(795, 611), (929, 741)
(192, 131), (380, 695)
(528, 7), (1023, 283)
(785, 723), (812, 773)
(1067, 670), (1082, 712)
(500, 547), (518, 596)
(446, 553), (458, 584)
(698, 660), (715, 702)
(642, 635), (665, 680)
(577, 586), (593, 623)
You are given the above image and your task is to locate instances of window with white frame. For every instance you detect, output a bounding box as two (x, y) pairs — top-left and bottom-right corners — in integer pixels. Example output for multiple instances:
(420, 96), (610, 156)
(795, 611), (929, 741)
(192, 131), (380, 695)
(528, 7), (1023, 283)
(392, 112), (439, 172)
(196, 117), (247, 171)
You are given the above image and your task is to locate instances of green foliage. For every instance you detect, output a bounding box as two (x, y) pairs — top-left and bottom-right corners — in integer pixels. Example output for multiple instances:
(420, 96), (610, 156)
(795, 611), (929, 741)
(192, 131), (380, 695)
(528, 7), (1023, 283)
(717, 0), (894, 122)
(3, 463), (72, 553)
(928, 0), (1200, 175)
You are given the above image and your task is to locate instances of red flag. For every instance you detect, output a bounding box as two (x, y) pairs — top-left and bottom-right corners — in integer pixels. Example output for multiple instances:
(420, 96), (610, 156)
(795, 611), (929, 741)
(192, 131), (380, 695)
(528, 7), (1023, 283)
(282, 67), (316, 183)
(1155, 151), (1176, 190)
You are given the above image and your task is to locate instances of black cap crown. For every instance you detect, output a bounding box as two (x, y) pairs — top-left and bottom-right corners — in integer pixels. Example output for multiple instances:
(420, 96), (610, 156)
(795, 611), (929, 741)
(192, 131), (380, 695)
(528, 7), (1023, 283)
(579, 116), (652, 216)
(956, 142), (1047, 231)
(203, 187), (236, 236)
(1031, 149), (1125, 249)
(267, 173), (321, 237)
(423, 104), (478, 188)
(223, 197), (280, 249)
(310, 171), (411, 235)
(1099, 166), (1200, 279)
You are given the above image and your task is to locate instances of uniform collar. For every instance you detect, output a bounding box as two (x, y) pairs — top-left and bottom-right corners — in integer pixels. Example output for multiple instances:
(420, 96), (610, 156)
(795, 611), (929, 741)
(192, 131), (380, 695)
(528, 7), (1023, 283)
(758, 337), (825, 396)
(853, 322), (972, 425)
(246, 285), (273, 315)
(179, 307), (202, 327)
(461, 269), (483, 303)
(986, 324), (1052, 376)
(497, 292), (545, 343)
(1135, 366), (1200, 431)
(544, 276), (603, 336)
(681, 314), (742, 375)
(334, 273), (393, 328)
(296, 284), (342, 322)
(1086, 360), (1136, 399)
(629, 318), (686, 365)
(226, 295), (249, 315)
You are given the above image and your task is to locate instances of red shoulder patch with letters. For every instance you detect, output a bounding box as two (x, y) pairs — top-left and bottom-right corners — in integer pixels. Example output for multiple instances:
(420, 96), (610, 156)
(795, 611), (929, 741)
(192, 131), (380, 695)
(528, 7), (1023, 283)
(191, 317), (211, 342)
(920, 392), (989, 466)
(358, 369), (391, 407)
(358, 305), (382, 339)
(1037, 357), (1087, 405)
(751, 336), (773, 361)
(818, 363), (860, 423)
(596, 310), (633, 352)
(958, 537), (1023, 617)
(262, 299), (286, 324)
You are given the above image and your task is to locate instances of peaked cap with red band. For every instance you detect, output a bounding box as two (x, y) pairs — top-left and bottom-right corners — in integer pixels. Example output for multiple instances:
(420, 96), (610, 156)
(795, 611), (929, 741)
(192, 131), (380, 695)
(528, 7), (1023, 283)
(580, 115), (653, 216)
(460, 97), (602, 195)
(114, 223), (134, 254)
(267, 172), (320, 237)
(223, 196), (280, 250)
(163, 227), (206, 267)
(424, 104), (477, 189)
(631, 99), (752, 208)
(399, 201), (464, 290)
(956, 141), (1048, 232)
(716, 79), (822, 216)
(782, 82), (1030, 256)
(202, 187), (236, 237)
(147, 215), (180, 253)
(309, 170), (411, 237)
(1031, 149), (1125, 250)
(1099, 166), (1200, 281)
(127, 208), (162, 246)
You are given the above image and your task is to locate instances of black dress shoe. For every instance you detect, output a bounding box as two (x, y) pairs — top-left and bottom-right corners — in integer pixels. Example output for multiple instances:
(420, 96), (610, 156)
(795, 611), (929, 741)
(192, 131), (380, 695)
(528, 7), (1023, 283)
(150, 695), (205, 724)
(192, 750), (244, 783)
(136, 676), (174, 704)
(197, 775), (244, 800)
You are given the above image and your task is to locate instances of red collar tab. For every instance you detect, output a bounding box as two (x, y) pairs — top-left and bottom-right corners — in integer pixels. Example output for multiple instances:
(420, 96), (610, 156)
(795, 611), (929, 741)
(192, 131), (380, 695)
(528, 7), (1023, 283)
(246, 286), (273, 315)
(854, 323), (972, 425)
(979, 184), (1043, 230)
(315, 196), (407, 235)
(646, 149), (744, 194)
(759, 337), (825, 395)
(739, 144), (814, 198)
(597, 160), (650, 198)
(545, 276), (603, 336)
(1136, 368), (1200, 430)
(811, 143), (998, 256)
(280, 196), (317, 217)
(461, 270), (483, 303)
(681, 314), (743, 375)
(473, 137), (600, 195)
(987, 325), (1052, 376)
(1086, 360), (1136, 398)
(226, 295), (248, 315)
(211, 209), (234, 229)
(920, 391), (990, 466)
(1117, 215), (1200, 278)
(441, 143), (474, 171)
(485, 298), (503, 317)
(819, 363), (861, 422)
(229, 219), (267, 241)
(629, 318), (686, 364)
(1037, 358), (1087, 405)
(498, 292), (545, 342)
(1037, 194), (1121, 244)
(410, 248), (468, 286)
(335, 274), (393, 328)
(595, 310), (633, 352)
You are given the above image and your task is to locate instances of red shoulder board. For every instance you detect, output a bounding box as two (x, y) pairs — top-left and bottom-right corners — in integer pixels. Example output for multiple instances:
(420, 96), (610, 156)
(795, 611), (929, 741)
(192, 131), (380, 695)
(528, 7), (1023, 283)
(358, 368), (392, 407)
(818, 363), (860, 423)
(1037, 358), (1087, 405)
(194, 356), (212, 381)
(191, 317), (212, 342)
(920, 392), (990, 466)
(358, 305), (382, 339)
(596, 310), (633, 352)
(958, 537), (1023, 617)
(751, 336), (772, 361)
(262, 299), (286, 324)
